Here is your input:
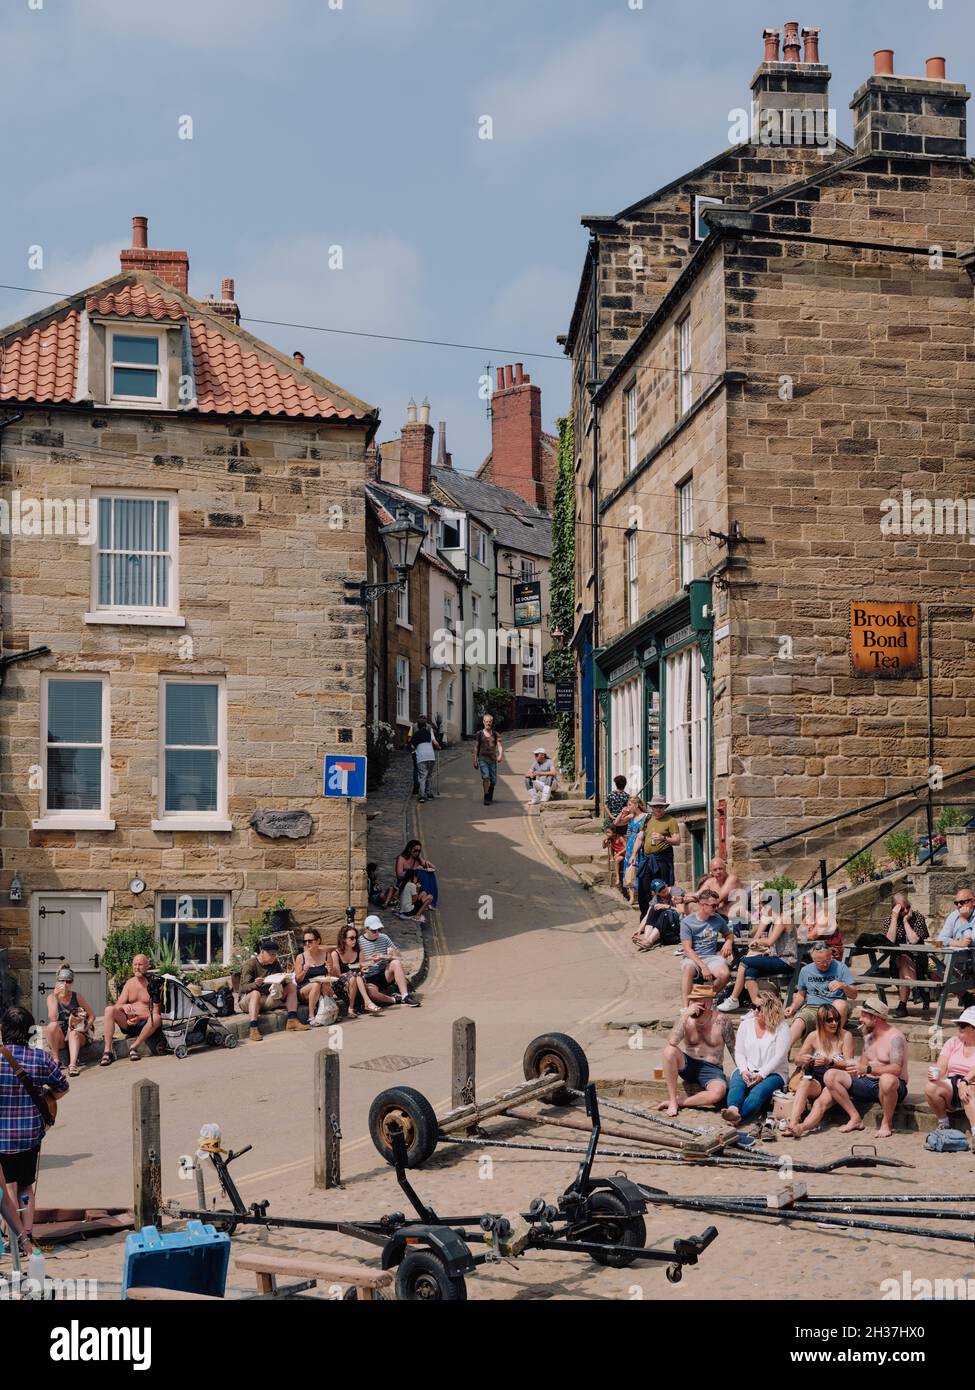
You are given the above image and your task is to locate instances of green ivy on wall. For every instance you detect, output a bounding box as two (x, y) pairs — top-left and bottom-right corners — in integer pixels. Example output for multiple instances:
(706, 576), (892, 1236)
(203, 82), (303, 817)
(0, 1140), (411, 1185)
(548, 414), (575, 776)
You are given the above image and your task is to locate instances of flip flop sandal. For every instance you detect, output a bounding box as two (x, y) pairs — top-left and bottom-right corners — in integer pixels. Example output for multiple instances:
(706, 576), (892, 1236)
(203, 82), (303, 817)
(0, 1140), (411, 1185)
(68, 1065), (80, 1076)
(99, 1052), (114, 1067)
(128, 1048), (140, 1062)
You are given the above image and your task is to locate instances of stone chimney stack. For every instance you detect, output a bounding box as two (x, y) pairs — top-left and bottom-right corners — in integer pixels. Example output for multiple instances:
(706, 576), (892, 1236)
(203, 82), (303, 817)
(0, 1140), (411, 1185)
(488, 362), (546, 509)
(119, 216), (189, 293)
(204, 276), (241, 325)
(399, 396), (434, 495)
(750, 22), (832, 147)
(851, 50), (968, 157)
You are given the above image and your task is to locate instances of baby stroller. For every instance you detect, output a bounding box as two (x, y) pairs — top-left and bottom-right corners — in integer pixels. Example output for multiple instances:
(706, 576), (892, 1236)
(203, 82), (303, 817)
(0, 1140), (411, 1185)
(148, 972), (238, 1059)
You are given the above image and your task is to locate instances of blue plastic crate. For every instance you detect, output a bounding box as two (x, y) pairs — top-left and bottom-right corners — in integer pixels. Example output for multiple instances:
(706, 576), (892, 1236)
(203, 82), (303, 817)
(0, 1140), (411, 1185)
(122, 1221), (230, 1298)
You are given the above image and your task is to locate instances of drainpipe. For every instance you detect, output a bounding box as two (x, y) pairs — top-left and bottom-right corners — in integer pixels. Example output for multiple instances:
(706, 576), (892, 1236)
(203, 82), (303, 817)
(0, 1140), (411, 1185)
(589, 237), (601, 813)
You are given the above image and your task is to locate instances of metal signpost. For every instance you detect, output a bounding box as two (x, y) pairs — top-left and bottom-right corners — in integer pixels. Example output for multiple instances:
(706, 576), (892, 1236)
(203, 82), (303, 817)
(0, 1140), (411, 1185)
(323, 754), (368, 917)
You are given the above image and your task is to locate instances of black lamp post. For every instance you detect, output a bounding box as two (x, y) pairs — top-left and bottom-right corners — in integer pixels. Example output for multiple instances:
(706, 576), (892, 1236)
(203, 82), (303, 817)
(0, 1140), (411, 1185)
(347, 509), (426, 606)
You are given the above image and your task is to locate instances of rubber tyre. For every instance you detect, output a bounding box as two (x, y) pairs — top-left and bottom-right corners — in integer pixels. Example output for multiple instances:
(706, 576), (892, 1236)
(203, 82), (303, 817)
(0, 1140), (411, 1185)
(579, 1191), (647, 1268)
(151, 1037), (170, 1057)
(368, 1086), (439, 1168)
(341, 1285), (391, 1302)
(211, 1214), (238, 1236)
(522, 1032), (589, 1106)
(173, 1044), (189, 1060)
(222, 1033), (239, 1050)
(394, 1249), (467, 1302)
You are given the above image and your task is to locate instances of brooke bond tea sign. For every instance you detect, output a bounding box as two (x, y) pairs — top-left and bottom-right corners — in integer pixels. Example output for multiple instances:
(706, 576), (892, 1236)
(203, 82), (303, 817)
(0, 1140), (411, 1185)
(850, 601), (921, 678)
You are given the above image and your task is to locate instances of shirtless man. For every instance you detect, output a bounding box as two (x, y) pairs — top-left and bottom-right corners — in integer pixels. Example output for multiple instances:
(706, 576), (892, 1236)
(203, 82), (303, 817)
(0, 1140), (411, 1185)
(791, 997), (908, 1140)
(657, 983), (735, 1115)
(697, 857), (742, 918)
(99, 953), (161, 1064)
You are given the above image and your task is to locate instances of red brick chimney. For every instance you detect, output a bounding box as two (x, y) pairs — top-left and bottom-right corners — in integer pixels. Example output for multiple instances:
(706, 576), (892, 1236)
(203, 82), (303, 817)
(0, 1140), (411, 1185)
(488, 363), (546, 509)
(399, 397), (433, 495)
(204, 277), (240, 325)
(120, 216), (189, 293)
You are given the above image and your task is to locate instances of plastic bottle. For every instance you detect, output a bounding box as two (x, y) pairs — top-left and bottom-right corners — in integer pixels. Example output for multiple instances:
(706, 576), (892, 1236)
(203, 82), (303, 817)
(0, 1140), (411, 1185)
(27, 1248), (45, 1299)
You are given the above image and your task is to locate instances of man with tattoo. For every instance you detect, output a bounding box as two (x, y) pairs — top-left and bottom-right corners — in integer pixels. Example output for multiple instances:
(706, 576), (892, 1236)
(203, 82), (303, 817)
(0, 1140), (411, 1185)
(791, 997), (908, 1139)
(657, 982), (736, 1116)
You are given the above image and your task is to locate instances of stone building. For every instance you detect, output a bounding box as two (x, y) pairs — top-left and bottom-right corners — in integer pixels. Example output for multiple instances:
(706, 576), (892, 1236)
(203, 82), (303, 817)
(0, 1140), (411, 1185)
(0, 217), (378, 1012)
(563, 29), (975, 887)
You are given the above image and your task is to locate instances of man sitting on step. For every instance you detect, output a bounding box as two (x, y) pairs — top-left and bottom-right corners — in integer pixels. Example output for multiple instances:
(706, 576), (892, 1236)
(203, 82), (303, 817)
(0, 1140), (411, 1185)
(657, 982), (735, 1116)
(238, 939), (309, 1043)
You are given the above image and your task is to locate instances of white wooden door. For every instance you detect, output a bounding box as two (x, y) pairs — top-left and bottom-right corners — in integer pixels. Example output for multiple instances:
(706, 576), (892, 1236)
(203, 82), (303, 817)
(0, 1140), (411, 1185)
(33, 894), (107, 1018)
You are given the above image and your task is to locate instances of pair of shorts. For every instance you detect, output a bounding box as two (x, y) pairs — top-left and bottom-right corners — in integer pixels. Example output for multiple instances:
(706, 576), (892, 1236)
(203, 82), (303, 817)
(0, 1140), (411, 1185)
(0, 1146), (40, 1186)
(848, 1075), (908, 1105)
(239, 991), (286, 1014)
(365, 964), (391, 987)
(681, 956), (728, 974)
(678, 1055), (727, 1092)
(477, 759), (498, 784)
(792, 1003), (842, 1034)
(948, 1075), (972, 1111)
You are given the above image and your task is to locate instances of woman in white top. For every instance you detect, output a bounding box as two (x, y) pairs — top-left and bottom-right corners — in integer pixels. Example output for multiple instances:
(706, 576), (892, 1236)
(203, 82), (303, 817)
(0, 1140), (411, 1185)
(721, 988), (792, 1127)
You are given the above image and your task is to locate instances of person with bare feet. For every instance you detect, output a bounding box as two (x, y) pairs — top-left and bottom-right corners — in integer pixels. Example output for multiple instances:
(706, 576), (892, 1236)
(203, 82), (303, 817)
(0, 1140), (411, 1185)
(658, 983), (735, 1115)
(99, 954), (161, 1065)
(787, 1004), (854, 1135)
(924, 1006), (975, 1140)
(720, 988), (791, 1128)
(791, 997), (908, 1139)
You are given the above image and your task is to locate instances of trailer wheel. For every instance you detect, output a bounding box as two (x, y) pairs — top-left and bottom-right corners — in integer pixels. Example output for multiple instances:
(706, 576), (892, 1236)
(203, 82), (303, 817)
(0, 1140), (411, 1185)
(211, 1215), (238, 1237)
(395, 1249), (467, 1302)
(341, 1285), (392, 1302)
(368, 1086), (439, 1168)
(665, 1264), (682, 1284)
(581, 1191), (647, 1268)
(522, 1032), (589, 1105)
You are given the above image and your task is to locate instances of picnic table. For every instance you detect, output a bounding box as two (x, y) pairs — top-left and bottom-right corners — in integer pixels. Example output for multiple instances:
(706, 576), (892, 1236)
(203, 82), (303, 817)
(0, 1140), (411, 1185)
(843, 941), (975, 1027)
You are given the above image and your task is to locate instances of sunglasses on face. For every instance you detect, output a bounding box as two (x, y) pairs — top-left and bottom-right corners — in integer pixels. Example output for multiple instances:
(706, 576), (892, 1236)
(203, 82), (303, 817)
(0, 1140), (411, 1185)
(954, 898), (973, 906)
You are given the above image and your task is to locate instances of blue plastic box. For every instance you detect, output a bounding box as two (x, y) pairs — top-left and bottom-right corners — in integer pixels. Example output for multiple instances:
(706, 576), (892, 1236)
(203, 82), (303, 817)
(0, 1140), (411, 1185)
(122, 1221), (230, 1298)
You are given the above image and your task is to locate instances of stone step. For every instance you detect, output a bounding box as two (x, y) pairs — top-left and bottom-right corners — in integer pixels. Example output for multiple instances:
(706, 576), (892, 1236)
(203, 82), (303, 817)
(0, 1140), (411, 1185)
(547, 831), (607, 868)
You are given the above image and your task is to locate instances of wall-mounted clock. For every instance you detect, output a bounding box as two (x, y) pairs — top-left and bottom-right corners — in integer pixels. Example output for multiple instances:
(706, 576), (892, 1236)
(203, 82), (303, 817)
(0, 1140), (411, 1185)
(129, 877), (146, 895)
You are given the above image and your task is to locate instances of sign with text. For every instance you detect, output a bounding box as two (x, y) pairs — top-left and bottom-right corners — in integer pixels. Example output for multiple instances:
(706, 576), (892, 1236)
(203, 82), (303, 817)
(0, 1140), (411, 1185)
(323, 754), (367, 798)
(513, 580), (542, 627)
(555, 679), (574, 713)
(849, 601), (921, 678)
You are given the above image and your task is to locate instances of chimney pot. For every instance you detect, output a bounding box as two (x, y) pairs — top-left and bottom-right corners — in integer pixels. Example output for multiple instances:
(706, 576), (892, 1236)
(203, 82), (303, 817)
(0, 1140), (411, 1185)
(801, 27), (820, 65)
(926, 56), (947, 80)
(293, 350), (305, 365)
(874, 49), (894, 76)
(782, 21), (801, 63)
(406, 398), (417, 424)
(514, 363), (524, 384)
(221, 277), (235, 300)
(504, 365), (514, 389)
(419, 398), (431, 425)
(496, 368), (505, 391)
(762, 28), (780, 63)
(131, 215), (148, 249)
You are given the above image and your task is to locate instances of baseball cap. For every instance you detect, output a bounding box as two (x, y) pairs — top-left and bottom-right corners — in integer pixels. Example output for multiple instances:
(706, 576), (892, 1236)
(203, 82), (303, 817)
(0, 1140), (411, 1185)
(533, 747), (547, 755)
(363, 915), (384, 934)
(956, 1006), (975, 1028)
(257, 938), (277, 954)
(649, 878), (667, 894)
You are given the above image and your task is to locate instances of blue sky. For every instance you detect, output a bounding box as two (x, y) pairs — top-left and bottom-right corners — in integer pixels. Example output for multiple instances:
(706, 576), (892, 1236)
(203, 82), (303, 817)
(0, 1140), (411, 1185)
(1, 0), (969, 471)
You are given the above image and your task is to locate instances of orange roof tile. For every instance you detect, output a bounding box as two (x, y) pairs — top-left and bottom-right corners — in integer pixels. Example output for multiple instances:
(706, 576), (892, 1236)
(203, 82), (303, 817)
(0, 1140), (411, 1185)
(189, 319), (358, 419)
(86, 284), (185, 320)
(0, 310), (80, 403)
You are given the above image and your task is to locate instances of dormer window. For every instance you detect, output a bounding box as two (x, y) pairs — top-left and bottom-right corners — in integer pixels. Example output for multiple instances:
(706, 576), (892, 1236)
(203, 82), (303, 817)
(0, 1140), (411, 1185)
(109, 330), (164, 404)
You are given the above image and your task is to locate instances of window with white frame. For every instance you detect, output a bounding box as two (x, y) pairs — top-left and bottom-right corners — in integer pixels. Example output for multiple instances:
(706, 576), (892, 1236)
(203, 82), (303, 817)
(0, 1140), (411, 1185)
(627, 529), (639, 626)
(396, 577), (410, 626)
(157, 894), (229, 967)
(419, 665), (428, 716)
(158, 678), (227, 825)
(40, 676), (110, 822)
(109, 330), (165, 404)
(664, 644), (706, 804)
(91, 493), (178, 621)
(439, 512), (463, 550)
(678, 477), (695, 585)
(471, 593), (480, 630)
(395, 657), (410, 724)
(677, 313), (693, 416)
(446, 680), (455, 722)
(470, 525), (487, 565)
(694, 195), (722, 241)
(522, 642), (537, 693)
(520, 558), (536, 581)
(625, 384), (639, 473)
(610, 674), (643, 792)
(443, 593), (454, 629)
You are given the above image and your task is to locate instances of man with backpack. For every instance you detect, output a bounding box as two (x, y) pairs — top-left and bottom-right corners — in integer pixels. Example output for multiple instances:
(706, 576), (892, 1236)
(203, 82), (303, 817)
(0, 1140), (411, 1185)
(473, 713), (504, 805)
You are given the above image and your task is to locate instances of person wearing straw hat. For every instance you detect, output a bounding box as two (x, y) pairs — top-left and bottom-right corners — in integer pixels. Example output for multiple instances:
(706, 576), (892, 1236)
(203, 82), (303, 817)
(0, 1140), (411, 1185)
(924, 1005), (975, 1141)
(791, 996), (908, 1139)
(636, 795), (681, 911)
(525, 746), (557, 806)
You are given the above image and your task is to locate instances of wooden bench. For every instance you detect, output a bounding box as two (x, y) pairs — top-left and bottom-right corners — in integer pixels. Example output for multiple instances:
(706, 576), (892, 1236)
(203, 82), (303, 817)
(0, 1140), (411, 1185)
(843, 942), (975, 1026)
(235, 1250), (393, 1301)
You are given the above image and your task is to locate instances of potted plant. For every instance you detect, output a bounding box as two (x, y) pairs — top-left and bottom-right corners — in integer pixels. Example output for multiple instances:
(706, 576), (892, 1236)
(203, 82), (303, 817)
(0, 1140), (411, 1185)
(269, 896), (290, 932)
(846, 851), (876, 887)
(883, 829), (914, 870)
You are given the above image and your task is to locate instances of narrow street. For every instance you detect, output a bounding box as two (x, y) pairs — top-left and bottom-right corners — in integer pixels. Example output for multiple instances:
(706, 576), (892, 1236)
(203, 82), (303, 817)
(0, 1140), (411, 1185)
(40, 731), (639, 1213)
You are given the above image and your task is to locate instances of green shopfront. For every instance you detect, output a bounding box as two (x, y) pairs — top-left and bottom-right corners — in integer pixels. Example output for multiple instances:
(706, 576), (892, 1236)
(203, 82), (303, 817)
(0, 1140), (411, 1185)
(593, 579), (714, 883)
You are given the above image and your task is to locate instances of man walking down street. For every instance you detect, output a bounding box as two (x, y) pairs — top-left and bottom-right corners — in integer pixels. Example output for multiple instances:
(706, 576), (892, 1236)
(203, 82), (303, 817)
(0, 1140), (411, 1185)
(410, 715), (440, 803)
(473, 713), (504, 805)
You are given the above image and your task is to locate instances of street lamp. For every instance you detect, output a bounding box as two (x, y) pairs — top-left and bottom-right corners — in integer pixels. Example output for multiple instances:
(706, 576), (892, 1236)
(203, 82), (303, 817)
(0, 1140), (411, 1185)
(347, 508), (426, 606)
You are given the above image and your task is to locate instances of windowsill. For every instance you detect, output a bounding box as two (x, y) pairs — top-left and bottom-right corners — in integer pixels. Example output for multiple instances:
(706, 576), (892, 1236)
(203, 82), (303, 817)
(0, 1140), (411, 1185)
(32, 817), (116, 831)
(396, 619), (413, 631)
(151, 817), (233, 833)
(666, 800), (706, 817)
(395, 717), (411, 728)
(85, 612), (186, 628)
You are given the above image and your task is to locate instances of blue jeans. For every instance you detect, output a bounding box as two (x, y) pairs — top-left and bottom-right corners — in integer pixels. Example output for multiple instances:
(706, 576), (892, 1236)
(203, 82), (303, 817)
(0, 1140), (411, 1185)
(742, 955), (791, 980)
(727, 1070), (784, 1122)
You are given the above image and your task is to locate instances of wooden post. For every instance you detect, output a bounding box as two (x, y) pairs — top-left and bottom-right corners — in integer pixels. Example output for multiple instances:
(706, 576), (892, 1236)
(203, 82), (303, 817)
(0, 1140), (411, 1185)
(314, 1047), (341, 1190)
(194, 1159), (207, 1212)
(451, 1017), (476, 1112)
(132, 1079), (162, 1231)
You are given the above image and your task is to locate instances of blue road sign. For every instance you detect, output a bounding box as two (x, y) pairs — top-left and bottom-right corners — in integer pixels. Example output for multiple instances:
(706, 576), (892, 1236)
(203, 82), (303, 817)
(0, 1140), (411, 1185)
(323, 753), (367, 799)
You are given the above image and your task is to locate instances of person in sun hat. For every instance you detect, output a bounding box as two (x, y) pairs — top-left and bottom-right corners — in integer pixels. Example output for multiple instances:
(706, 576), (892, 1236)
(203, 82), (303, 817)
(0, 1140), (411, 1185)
(637, 794), (681, 910)
(525, 746), (557, 806)
(792, 995), (908, 1140)
(924, 1004), (975, 1138)
(657, 980), (734, 1117)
